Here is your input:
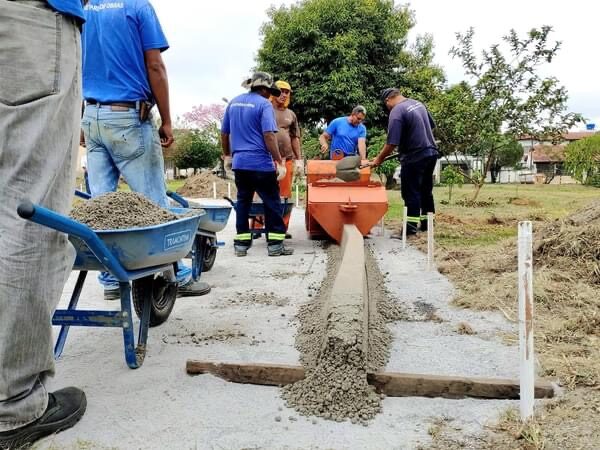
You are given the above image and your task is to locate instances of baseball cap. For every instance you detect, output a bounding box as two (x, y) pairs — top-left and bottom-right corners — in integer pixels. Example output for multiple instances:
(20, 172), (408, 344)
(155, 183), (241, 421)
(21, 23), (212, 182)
(275, 80), (292, 92)
(380, 87), (400, 103)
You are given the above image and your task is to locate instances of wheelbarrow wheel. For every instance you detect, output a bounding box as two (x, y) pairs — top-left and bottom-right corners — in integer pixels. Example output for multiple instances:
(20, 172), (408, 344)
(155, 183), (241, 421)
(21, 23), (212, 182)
(132, 273), (177, 327)
(202, 237), (218, 272)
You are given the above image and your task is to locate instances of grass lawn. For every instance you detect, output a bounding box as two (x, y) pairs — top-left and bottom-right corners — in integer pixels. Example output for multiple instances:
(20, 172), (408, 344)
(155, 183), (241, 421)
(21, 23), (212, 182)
(394, 183), (600, 449)
(385, 183), (599, 248)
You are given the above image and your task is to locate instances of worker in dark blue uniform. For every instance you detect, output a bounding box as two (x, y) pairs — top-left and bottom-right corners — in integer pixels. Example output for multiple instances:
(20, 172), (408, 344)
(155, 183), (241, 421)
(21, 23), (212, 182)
(221, 72), (294, 257)
(370, 88), (439, 237)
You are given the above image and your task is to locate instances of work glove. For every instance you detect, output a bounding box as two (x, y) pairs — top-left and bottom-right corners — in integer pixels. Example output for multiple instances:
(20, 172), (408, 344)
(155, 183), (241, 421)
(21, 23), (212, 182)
(224, 155), (233, 170)
(294, 159), (304, 176)
(276, 162), (287, 181)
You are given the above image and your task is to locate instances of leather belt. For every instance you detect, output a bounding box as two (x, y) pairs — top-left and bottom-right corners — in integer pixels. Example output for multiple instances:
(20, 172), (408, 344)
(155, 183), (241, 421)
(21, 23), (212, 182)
(86, 100), (137, 108)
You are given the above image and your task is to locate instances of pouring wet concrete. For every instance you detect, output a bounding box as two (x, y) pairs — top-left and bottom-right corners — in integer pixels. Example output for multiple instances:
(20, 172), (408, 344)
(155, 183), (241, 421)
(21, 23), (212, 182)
(40, 206), (519, 450)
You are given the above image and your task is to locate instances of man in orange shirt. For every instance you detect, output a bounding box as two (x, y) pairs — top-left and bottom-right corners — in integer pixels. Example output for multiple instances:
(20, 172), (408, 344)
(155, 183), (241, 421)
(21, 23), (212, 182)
(271, 80), (302, 235)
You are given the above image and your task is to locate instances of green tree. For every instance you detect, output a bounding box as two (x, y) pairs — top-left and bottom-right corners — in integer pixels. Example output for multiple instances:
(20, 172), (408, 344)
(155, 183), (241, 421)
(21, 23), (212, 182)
(565, 133), (600, 186)
(434, 26), (582, 199)
(256, 0), (444, 127)
(173, 129), (221, 171)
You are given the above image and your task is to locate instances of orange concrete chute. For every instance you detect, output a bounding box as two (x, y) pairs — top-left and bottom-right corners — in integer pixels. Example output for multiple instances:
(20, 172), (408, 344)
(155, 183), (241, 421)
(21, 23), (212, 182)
(305, 160), (388, 243)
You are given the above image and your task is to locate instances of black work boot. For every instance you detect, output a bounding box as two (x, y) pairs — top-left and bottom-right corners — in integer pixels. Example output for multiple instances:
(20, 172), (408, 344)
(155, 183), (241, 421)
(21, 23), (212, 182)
(420, 219), (428, 232)
(267, 242), (294, 256)
(234, 244), (250, 257)
(0, 387), (86, 450)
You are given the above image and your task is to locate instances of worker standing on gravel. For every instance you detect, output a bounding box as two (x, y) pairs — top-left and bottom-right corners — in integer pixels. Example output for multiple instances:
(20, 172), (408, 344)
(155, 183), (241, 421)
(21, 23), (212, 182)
(81, 0), (209, 298)
(271, 80), (302, 235)
(370, 88), (439, 236)
(0, 1), (87, 448)
(319, 106), (368, 160)
(221, 72), (294, 257)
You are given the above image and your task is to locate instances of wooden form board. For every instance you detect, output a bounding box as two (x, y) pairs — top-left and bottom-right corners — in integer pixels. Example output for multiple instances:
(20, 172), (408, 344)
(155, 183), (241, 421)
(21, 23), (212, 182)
(186, 361), (556, 400)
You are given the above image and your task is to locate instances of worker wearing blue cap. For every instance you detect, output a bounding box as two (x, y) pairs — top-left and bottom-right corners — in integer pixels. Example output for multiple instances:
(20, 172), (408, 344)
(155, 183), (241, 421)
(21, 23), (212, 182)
(370, 88), (439, 237)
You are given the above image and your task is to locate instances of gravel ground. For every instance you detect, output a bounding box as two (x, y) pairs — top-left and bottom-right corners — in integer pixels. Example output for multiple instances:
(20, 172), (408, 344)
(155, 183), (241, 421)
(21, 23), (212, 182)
(37, 206), (520, 450)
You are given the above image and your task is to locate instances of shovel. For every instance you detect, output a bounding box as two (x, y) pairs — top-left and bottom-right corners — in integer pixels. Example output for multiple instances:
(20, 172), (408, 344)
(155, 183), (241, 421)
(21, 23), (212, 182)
(335, 153), (398, 182)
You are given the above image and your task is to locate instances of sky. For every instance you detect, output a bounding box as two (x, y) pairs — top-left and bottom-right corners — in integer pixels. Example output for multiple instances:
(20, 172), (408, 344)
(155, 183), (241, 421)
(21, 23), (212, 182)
(152, 0), (598, 129)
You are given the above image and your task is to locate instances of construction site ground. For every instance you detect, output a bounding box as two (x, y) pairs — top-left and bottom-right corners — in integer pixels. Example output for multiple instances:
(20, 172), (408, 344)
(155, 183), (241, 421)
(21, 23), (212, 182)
(37, 183), (599, 450)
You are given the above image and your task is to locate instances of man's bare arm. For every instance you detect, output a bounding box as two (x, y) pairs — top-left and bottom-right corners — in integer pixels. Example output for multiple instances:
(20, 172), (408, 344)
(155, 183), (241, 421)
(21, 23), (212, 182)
(221, 132), (231, 156)
(264, 132), (282, 164)
(144, 49), (173, 147)
(371, 143), (397, 166)
(357, 137), (367, 160)
(319, 132), (330, 154)
(291, 136), (301, 160)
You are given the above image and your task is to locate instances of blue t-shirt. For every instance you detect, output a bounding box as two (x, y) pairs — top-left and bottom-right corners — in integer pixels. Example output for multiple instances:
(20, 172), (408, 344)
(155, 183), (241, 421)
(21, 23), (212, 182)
(325, 117), (367, 157)
(47, 0), (85, 21)
(386, 99), (439, 164)
(221, 92), (279, 172)
(82, 0), (168, 102)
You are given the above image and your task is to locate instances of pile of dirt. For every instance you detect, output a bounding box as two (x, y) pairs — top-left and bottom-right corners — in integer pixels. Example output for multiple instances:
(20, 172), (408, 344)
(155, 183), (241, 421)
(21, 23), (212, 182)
(281, 246), (406, 425)
(70, 192), (179, 230)
(176, 171), (236, 198)
(535, 199), (600, 284)
(440, 199), (600, 388)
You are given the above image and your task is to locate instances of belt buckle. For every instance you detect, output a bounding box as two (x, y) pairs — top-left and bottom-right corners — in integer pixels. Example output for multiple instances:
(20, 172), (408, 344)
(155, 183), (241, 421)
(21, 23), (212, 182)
(110, 105), (130, 111)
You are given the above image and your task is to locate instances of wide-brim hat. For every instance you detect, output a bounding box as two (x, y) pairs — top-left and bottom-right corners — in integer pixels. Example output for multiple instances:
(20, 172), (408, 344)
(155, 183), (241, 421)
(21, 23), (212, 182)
(242, 71), (281, 97)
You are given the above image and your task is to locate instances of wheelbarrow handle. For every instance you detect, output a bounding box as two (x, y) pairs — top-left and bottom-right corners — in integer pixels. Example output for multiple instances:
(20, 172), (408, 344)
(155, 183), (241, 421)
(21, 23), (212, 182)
(223, 196), (235, 208)
(16, 200), (130, 281)
(166, 190), (189, 208)
(74, 189), (91, 200)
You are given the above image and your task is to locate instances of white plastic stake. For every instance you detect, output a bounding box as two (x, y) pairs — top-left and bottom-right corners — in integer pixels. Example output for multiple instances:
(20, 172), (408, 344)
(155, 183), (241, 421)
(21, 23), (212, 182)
(295, 184), (299, 207)
(402, 206), (408, 249)
(213, 182), (217, 199)
(379, 217), (385, 236)
(227, 182), (231, 198)
(518, 221), (535, 421)
(427, 213), (434, 271)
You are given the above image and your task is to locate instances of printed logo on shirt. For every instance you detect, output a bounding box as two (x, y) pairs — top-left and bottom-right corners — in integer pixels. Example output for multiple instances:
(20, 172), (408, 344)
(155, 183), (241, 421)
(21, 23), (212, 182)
(85, 2), (125, 11)
(230, 103), (256, 109)
(406, 103), (424, 113)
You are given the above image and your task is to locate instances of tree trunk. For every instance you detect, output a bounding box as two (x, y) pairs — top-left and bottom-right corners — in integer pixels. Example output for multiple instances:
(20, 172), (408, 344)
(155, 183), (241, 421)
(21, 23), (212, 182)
(471, 151), (495, 201)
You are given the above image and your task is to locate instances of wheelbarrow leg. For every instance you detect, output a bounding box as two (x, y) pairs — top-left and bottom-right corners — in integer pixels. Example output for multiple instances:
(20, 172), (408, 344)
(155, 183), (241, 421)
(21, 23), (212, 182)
(191, 234), (205, 282)
(54, 271), (88, 359)
(119, 281), (145, 369)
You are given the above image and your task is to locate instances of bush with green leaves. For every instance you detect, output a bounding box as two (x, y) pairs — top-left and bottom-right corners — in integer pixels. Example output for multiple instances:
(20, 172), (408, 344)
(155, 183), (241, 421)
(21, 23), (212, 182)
(173, 129), (221, 171)
(565, 133), (600, 186)
(441, 165), (464, 202)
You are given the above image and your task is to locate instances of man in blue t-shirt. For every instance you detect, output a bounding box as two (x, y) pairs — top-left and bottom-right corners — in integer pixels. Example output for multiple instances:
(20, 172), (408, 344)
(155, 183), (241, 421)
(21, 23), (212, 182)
(371, 88), (439, 236)
(319, 106), (368, 159)
(0, 1), (87, 448)
(81, 0), (208, 297)
(221, 72), (294, 257)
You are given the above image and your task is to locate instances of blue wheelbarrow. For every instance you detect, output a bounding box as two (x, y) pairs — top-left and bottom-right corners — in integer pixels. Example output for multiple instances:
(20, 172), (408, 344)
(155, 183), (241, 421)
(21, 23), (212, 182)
(166, 191), (232, 278)
(17, 196), (205, 369)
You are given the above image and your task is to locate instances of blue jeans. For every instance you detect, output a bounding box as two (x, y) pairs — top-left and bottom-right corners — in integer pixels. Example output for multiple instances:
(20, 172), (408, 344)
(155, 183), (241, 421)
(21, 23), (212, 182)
(82, 105), (192, 288)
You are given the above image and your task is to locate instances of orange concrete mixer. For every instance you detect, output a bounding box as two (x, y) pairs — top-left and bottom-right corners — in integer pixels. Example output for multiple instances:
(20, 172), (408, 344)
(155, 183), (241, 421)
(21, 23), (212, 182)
(305, 159), (388, 243)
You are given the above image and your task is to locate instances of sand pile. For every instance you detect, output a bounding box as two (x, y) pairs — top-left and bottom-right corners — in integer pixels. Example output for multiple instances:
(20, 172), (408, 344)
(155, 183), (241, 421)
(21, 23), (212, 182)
(281, 246), (406, 424)
(176, 171), (236, 198)
(70, 192), (179, 230)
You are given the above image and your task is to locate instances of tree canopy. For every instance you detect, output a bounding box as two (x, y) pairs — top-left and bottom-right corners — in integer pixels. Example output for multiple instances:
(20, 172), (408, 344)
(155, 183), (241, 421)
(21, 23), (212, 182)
(431, 26), (582, 197)
(256, 0), (443, 126)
